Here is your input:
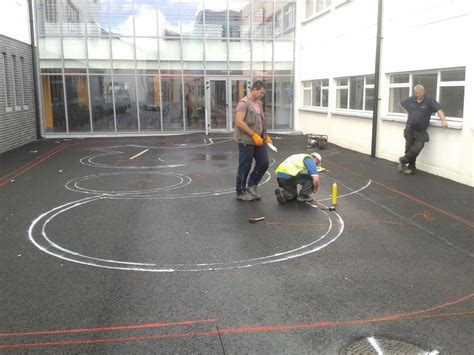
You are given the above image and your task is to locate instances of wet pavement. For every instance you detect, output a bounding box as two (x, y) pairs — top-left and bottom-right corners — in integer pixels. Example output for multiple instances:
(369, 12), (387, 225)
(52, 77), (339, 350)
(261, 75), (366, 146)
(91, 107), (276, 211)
(0, 133), (473, 353)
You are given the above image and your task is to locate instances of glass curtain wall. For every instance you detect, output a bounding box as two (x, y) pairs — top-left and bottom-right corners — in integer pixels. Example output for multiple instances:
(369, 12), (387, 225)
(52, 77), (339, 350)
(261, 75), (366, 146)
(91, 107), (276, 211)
(36, 0), (296, 134)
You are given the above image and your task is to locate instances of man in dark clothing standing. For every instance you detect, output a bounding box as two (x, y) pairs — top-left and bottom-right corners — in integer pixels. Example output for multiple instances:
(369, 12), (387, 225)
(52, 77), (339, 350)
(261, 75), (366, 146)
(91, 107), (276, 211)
(398, 84), (448, 175)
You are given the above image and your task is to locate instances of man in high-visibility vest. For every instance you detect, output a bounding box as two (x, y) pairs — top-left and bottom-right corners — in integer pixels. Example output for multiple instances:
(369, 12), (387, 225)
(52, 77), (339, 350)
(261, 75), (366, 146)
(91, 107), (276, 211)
(274, 152), (321, 204)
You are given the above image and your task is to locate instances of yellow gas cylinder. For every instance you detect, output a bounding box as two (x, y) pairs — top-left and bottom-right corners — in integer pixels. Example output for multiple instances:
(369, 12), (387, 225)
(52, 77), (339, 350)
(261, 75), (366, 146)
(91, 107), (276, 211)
(331, 182), (338, 206)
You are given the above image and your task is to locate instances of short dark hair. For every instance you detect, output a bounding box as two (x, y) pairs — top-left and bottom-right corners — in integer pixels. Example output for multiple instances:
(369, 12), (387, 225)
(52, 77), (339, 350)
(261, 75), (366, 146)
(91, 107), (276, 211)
(251, 80), (266, 91)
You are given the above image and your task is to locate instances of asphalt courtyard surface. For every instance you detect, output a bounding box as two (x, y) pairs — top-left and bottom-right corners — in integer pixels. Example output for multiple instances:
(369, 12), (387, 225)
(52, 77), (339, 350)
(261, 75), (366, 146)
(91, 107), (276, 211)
(0, 133), (472, 354)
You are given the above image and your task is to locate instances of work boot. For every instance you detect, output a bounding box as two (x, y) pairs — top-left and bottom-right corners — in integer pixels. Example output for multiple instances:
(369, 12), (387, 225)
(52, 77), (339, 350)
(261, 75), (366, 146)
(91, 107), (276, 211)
(274, 188), (286, 204)
(246, 186), (261, 200)
(403, 165), (416, 175)
(236, 192), (255, 201)
(398, 157), (407, 173)
(297, 195), (313, 202)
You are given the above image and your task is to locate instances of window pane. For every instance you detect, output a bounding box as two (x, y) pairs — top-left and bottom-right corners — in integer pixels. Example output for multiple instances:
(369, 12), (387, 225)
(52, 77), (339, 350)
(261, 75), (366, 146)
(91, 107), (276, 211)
(158, 2), (180, 36)
(253, 1), (273, 38)
(229, 40), (251, 75)
(440, 87), (464, 118)
(184, 77), (205, 130)
(113, 75), (137, 132)
(349, 76), (364, 110)
(205, 40), (228, 74)
(36, 0), (61, 36)
(306, 0), (314, 18)
(87, 0), (109, 35)
(365, 88), (374, 111)
(159, 38), (182, 74)
(336, 89), (348, 109)
(389, 87), (409, 113)
(322, 88), (328, 107)
(365, 76), (375, 85)
(63, 37), (87, 59)
(112, 38), (135, 60)
(161, 76), (183, 131)
(274, 76), (293, 129)
(62, 0), (86, 36)
(441, 69), (465, 82)
(312, 81), (321, 107)
(275, 2), (295, 39)
(181, 2), (204, 37)
(252, 40), (272, 76)
(303, 90), (311, 106)
(182, 39), (204, 75)
(39, 38), (62, 59)
(136, 38), (158, 61)
(322, 79), (329, 87)
(390, 74), (409, 83)
(337, 78), (347, 86)
(283, 3), (295, 33)
(274, 41), (293, 75)
(110, 0), (134, 36)
(89, 75), (114, 132)
(137, 76), (161, 131)
(66, 75), (90, 132)
(134, 4), (157, 36)
(88, 38), (111, 60)
(203, 2), (228, 38)
(229, 1), (251, 39)
(42, 75), (66, 132)
(89, 60), (111, 73)
(412, 73), (437, 98)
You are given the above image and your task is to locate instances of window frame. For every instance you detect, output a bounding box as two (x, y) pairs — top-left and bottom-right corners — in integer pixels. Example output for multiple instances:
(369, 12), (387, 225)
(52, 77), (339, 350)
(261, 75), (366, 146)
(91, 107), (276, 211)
(1, 52), (10, 110)
(387, 68), (465, 122)
(335, 75), (374, 112)
(283, 3), (295, 32)
(19, 57), (26, 108)
(11, 55), (19, 109)
(301, 79), (329, 108)
(304, 0), (349, 20)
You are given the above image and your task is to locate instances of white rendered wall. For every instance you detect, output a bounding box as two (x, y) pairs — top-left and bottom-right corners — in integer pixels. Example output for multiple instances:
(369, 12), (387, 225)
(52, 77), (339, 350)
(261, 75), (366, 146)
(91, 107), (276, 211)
(0, 0), (31, 44)
(297, 0), (473, 186)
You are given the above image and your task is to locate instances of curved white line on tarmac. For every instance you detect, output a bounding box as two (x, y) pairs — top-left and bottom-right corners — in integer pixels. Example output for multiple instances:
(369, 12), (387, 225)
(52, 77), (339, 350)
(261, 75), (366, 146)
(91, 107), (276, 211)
(79, 139), (233, 169)
(28, 195), (344, 272)
(317, 180), (372, 202)
(64, 170), (272, 199)
(65, 171), (191, 196)
(80, 152), (185, 170)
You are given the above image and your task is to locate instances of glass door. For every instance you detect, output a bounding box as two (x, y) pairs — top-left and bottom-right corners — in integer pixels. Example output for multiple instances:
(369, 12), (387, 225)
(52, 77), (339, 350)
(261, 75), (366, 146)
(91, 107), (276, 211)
(205, 78), (228, 132)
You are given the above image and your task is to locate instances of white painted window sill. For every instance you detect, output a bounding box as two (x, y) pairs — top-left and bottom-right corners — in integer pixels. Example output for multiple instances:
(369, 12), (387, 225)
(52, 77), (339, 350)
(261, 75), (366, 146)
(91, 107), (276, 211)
(382, 115), (463, 130)
(331, 110), (372, 119)
(299, 106), (328, 114)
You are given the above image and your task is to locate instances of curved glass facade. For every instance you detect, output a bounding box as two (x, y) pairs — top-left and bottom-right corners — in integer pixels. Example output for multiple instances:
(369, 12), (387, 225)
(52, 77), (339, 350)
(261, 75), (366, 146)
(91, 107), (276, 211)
(36, 0), (295, 135)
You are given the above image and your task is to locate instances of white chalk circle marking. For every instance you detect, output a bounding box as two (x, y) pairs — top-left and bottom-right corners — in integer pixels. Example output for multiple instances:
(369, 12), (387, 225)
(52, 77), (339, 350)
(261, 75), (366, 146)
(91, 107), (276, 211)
(29, 196), (344, 272)
(65, 171), (191, 196)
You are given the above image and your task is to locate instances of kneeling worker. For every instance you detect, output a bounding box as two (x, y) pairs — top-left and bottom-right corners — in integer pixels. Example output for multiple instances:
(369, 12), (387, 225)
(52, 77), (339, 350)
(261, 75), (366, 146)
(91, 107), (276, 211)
(274, 152), (321, 204)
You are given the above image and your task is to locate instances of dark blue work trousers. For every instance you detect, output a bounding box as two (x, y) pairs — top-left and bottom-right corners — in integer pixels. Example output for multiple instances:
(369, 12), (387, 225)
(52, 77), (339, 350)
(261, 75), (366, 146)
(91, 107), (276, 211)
(402, 127), (429, 168)
(236, 143), (269, 195)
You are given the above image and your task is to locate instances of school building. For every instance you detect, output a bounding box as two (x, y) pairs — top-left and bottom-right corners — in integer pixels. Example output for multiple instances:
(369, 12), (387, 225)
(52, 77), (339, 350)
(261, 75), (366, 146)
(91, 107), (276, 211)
(0, 0), (472, 186)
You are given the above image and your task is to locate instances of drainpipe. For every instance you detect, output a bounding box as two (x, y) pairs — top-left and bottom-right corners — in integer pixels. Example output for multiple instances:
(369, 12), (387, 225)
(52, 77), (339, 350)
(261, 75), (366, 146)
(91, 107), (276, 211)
(371, 0), (383, 158)
(27, 0), (41, 139)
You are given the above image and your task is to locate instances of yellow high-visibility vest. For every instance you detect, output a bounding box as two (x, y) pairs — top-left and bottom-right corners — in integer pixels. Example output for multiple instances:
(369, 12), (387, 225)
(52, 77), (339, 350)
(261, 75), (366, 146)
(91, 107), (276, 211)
(274, 154), (312, 176)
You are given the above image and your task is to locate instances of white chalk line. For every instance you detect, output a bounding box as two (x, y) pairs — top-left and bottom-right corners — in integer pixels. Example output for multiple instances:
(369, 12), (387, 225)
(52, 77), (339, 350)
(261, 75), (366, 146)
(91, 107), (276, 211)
(129, 148), (149, 160)
(29, 196), (344, 272)
(367, 337), (384, 354)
